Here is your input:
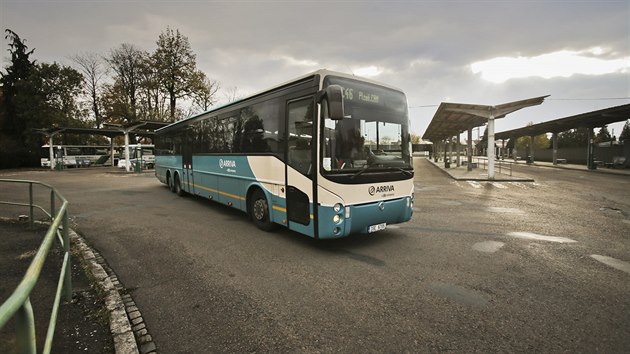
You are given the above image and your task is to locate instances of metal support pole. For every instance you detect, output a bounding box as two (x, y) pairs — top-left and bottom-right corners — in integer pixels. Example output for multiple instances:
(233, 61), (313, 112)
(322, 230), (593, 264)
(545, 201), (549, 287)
(48, 136), (54, 171)
(467, 128), (473, 171)
(529, 135), (535, 163)
(63, 209), (72, 302)
(456, 134), (461, 167)
(16, 298), (36, 354)
(487, 115), (495, 179)
(448, 137), (453, 166)
(110, 138), (115, 168)
(28, 183), (34, 229)
(552, 132), (558, 165)
(124, 132), (131, 172)
(50, 190), (56, 222)
(443, 140), (447, 166)
(586, 128), (596, 170)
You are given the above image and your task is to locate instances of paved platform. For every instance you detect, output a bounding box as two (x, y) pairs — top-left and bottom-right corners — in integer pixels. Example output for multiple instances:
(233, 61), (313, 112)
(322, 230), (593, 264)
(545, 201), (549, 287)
(425, 158), (535, 182)
(512, 159), (630, 176)
(425, 156), (630, 182)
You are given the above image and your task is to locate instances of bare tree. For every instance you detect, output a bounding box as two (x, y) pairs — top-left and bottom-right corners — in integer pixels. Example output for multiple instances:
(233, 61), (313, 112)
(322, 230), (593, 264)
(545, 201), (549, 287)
(192, 72), (220, 113)
(70, 52), (108, 128)
(105, 43), (147, 123)
(223, 86), (243, 103)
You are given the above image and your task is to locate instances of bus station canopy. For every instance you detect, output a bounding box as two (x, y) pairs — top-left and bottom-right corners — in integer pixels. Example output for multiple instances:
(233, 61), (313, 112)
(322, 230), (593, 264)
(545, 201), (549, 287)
(422, 96), (549, 142)
(495, 103), (630, 139)
(34, 120), (170, 138)
(35, 120), (171, 171)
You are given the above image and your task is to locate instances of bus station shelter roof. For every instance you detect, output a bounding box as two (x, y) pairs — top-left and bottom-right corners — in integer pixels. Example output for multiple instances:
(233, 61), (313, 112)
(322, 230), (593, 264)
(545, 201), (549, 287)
(422, 96), (549, 142)
(34, 120), (170, 138)
(495, 103), (630, 139)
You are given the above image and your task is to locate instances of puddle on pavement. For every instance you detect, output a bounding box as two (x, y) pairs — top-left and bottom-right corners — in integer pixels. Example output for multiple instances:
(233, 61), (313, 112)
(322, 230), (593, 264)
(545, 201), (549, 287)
(472, 241), (505, 253)
(429, 282), (489, 308)
(507, 232), (577, 243)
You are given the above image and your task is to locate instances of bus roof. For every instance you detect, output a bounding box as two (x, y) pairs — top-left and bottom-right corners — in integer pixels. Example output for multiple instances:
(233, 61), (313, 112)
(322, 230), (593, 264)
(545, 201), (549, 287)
(156, 69), (404, 133)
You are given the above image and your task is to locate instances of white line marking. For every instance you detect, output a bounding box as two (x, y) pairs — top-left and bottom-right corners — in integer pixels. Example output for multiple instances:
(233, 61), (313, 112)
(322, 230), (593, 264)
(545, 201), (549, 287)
(490, 182), (507, 189)
(467, 181), (482, 189)
(472, 241), (505, 253)
(488, 207), (525, 214)
(591, 255), (630, 275)
(507, 232), (577, 243)
(441, 201), (463, 206)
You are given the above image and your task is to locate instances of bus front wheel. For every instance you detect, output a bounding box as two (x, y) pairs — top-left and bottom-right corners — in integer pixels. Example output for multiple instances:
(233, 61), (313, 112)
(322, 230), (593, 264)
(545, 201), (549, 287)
(249, 189), (274, 231)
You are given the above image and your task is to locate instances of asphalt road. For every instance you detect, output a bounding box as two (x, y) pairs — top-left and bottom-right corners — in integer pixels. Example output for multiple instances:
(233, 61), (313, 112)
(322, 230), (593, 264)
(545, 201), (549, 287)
(1, 159), (629, 353)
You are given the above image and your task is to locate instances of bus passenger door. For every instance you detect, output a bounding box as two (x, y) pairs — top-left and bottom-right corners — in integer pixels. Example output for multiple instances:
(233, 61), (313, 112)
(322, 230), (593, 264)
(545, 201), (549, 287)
(285, 98), (316, 237)
(182, 135), (194, 194)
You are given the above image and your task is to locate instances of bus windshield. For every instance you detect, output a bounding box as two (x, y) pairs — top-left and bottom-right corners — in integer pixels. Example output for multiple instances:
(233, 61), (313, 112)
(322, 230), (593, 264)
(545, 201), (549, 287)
(321, 76), (412, 180)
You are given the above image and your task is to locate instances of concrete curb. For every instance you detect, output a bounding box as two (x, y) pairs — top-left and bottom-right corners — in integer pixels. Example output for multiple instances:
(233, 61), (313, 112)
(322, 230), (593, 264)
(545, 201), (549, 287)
(70, 230), (158, 354)
(70, 230), (140, 354)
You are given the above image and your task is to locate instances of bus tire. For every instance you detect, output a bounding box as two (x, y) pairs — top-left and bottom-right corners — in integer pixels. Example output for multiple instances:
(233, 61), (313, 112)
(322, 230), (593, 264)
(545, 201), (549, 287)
(249, 188), (274, 231)
(167, 173), (175, 193)
(174, 174), (184, 196)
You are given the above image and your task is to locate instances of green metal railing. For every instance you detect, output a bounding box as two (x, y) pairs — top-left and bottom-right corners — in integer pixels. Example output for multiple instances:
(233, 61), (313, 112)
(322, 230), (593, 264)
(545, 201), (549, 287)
(0, 179), (72, 354)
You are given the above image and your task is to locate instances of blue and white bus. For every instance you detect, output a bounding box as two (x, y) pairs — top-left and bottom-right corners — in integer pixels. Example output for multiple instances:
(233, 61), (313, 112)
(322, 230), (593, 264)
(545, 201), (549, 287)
(154, 70), (414, 239)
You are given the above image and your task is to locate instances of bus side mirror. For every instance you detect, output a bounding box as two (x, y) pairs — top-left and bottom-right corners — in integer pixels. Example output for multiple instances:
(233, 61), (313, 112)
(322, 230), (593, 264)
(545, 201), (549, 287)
(326, 85), (345, 120)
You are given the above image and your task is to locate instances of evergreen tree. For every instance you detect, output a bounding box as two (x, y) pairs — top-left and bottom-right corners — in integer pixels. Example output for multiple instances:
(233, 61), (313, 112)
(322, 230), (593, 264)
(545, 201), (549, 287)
(0, 30), (85, 167)
(1, 29), (36, 137)
(557, 127), (590, 148)
(620, 120), (630, 142)
(594, 125), (612, 144)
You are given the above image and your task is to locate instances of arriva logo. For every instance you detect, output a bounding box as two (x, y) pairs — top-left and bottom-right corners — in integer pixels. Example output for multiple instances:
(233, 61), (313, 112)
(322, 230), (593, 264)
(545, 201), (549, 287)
(368, 185), (395, 196)
(219, 159), (236, 169)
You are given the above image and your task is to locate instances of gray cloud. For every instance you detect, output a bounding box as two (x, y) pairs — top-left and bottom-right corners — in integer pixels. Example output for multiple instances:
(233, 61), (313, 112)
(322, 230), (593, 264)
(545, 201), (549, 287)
(1, 0), (628, 135)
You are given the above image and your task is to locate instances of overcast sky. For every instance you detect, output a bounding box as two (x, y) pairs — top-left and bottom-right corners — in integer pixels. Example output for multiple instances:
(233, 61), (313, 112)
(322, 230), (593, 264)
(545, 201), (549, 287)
(1, 0), (628, 139)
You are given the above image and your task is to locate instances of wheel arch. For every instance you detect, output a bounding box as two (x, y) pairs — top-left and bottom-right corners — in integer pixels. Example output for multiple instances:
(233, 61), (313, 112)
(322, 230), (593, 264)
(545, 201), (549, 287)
(245, 183), (273, 220)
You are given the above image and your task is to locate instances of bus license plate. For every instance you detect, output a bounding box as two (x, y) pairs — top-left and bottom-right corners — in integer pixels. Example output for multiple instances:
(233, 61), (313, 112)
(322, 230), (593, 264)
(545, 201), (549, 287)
(368, 223), (386, 233)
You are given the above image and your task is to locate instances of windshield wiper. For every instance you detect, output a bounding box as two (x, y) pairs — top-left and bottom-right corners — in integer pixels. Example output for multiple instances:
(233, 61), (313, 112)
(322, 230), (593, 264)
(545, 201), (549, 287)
(350, 163), (374, 179)
(392, 167), (413, 176)
(350, 165), (412, 179)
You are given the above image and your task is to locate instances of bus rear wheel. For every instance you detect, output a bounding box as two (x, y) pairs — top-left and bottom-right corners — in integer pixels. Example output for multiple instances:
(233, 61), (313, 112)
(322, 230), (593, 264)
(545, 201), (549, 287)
(174, 174), (184, 196)
(168, 173), (176, 193)
(249, 189), (274, 231)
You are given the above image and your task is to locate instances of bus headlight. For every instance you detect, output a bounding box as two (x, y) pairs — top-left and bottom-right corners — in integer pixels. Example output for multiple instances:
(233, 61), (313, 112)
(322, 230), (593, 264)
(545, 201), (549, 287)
(333, 214), (342, 224)
(333, 203), (343, 213)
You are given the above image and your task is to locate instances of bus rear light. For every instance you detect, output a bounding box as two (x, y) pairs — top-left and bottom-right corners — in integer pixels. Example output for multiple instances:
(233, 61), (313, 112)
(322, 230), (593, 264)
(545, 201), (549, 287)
(333, 203), (343, 213)
(333, 227), (341, 235)
(333, 214), (342, 224)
